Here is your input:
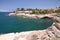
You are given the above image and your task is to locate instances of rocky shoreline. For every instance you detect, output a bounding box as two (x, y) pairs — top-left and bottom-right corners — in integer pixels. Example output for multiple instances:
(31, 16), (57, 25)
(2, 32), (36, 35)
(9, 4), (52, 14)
(8, 13), (57, 19)
(0, 14), (60, 40)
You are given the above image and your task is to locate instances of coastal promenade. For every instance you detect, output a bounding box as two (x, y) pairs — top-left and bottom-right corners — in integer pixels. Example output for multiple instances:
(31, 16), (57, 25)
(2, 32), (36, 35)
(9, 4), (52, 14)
(0, 14), (60, 40)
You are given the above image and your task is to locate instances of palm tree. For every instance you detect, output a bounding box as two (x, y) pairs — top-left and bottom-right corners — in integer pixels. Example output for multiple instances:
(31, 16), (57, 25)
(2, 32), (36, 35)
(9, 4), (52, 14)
(21, 8), (25, 11)
(16, 8), (20, 11)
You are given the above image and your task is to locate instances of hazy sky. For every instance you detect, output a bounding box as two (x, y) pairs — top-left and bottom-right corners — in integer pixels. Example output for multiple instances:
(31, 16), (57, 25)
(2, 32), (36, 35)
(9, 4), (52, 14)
(0, 0), (60, 12)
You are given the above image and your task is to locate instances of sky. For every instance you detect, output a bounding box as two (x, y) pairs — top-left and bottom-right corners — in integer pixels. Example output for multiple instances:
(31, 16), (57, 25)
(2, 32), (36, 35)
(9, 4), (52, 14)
(0, 0), (60, 12)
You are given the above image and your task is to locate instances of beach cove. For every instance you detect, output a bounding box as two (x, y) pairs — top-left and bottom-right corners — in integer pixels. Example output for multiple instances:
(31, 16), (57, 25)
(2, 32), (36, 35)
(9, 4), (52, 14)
(0, 12), (53, 34)
(0, 12), (60, 40)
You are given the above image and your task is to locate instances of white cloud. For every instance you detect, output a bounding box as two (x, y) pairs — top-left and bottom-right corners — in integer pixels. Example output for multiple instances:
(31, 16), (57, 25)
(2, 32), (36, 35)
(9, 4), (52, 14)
(0, 9), (9, 12)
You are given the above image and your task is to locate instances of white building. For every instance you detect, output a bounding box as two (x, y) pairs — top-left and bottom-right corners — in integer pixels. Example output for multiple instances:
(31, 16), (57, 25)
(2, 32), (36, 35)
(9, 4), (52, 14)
(16, 10), (32, 14)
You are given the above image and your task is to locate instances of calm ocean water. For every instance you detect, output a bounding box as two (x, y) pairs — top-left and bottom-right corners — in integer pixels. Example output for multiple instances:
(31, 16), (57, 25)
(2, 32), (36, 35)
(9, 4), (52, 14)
(0, 12), (53, 34)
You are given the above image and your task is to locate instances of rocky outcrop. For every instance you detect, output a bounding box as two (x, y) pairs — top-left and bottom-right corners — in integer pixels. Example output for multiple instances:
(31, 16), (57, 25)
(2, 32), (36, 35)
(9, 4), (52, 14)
(8, 13), (55, 19)
(0, 30), (56, 40)
(0, 14), (60, 40)
(8, 13), (16, 16)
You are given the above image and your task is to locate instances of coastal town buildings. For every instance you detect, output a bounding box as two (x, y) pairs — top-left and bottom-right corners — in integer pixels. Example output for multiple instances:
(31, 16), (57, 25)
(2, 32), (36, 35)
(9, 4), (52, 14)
(15, 10), (32, 14)
(14, 7), (60, 14)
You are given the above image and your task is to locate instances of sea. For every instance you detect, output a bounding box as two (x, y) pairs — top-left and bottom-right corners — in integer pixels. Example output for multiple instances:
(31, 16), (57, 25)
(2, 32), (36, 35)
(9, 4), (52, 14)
(0, 12), (53, 34)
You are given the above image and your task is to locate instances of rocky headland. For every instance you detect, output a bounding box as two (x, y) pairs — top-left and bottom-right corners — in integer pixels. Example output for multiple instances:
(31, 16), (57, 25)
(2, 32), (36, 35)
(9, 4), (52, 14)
(8, 13), (57, 19)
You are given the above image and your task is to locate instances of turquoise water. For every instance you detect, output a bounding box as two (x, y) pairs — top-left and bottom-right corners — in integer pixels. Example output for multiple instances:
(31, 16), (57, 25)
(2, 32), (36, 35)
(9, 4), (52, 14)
(0, 12), (53, 34)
